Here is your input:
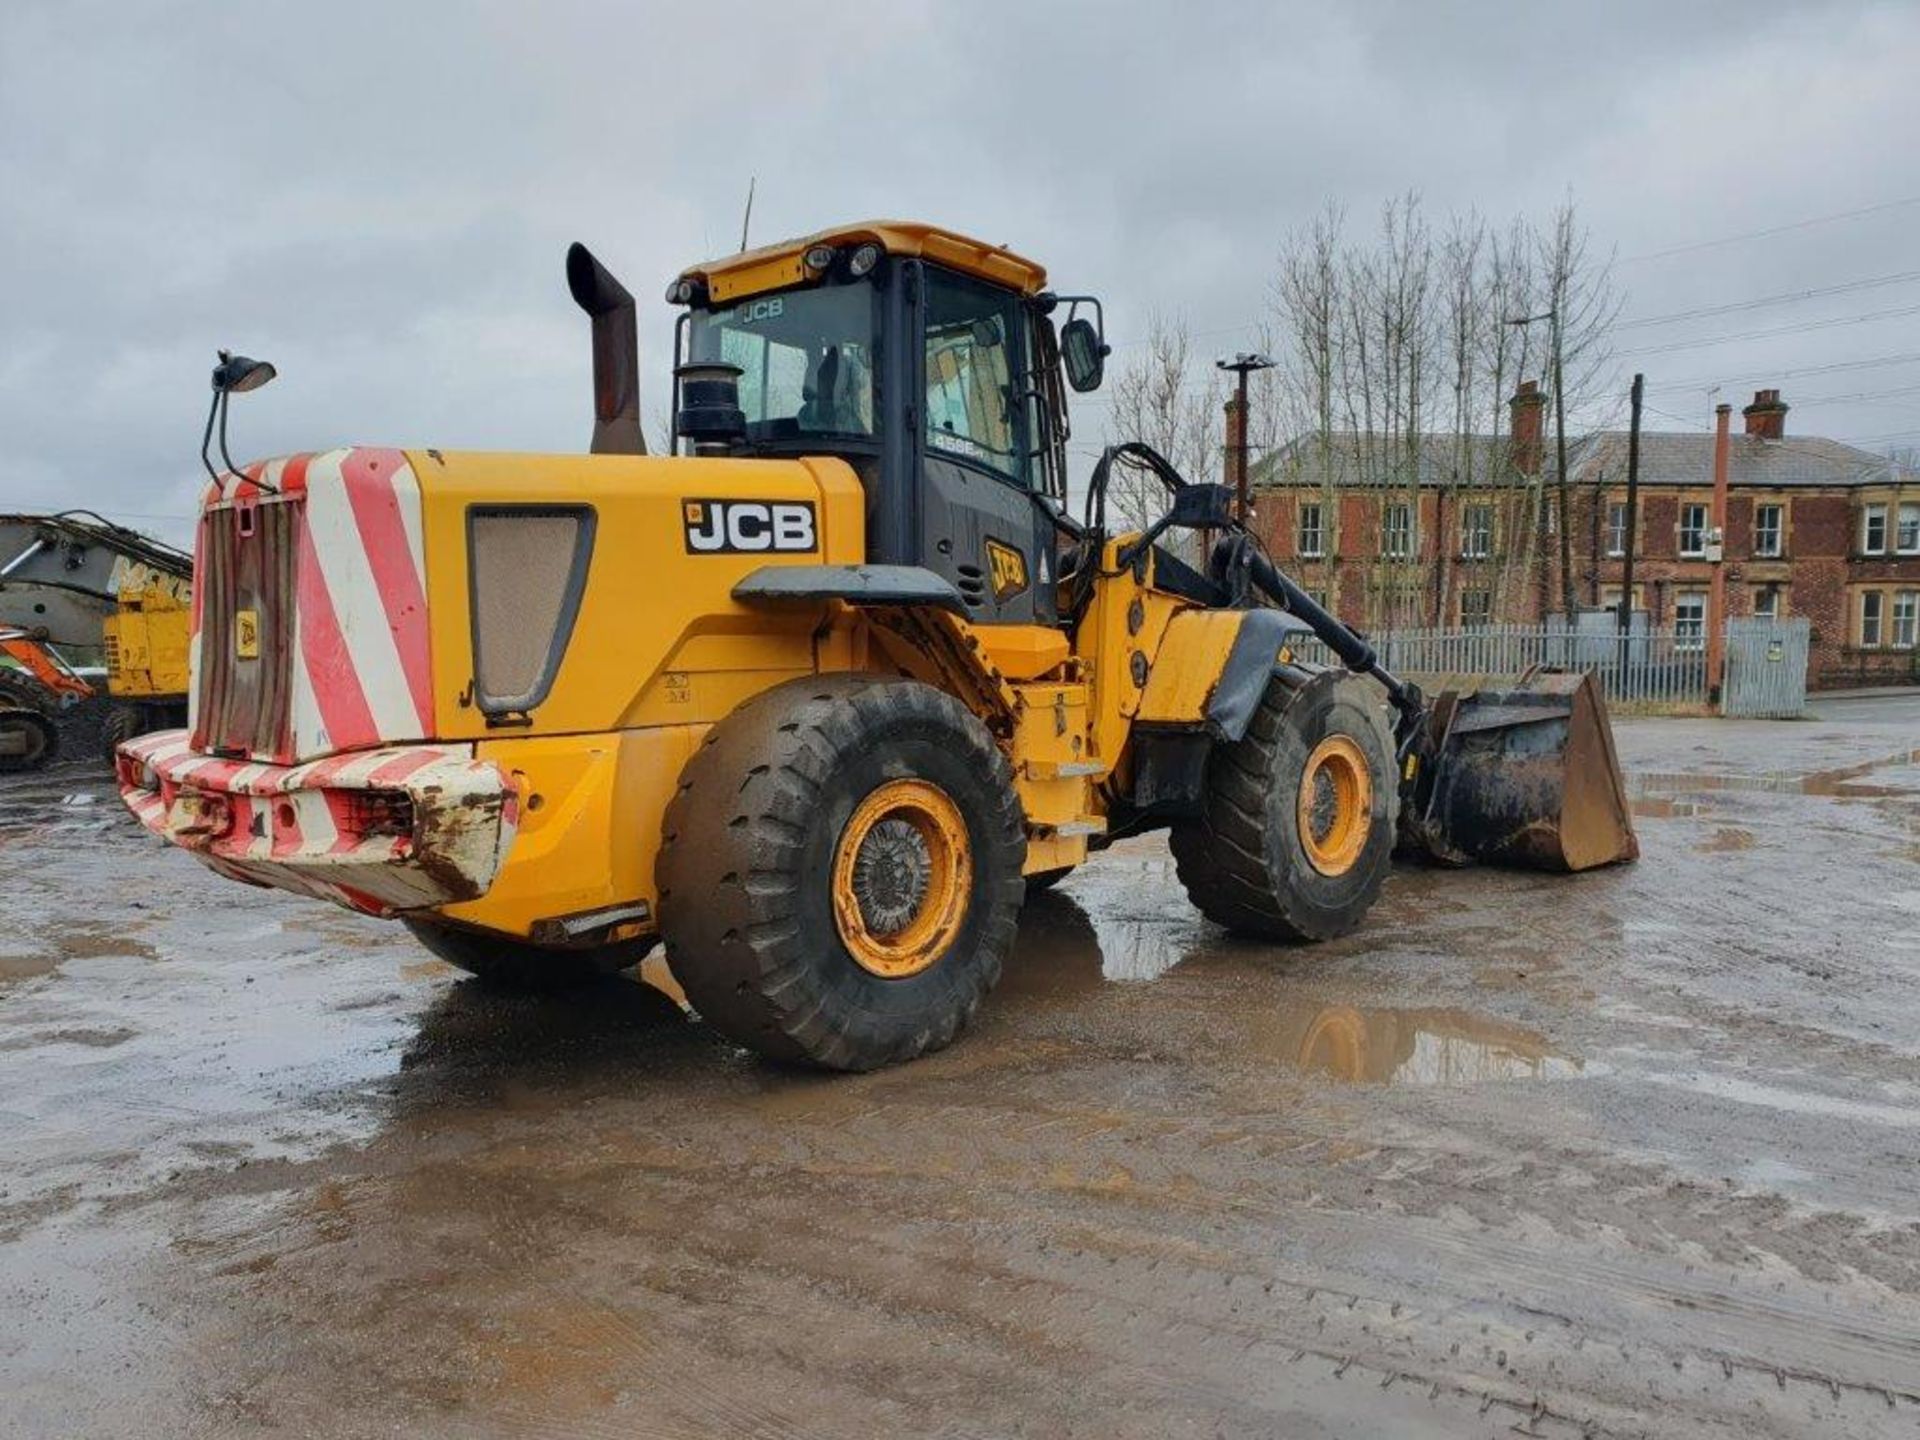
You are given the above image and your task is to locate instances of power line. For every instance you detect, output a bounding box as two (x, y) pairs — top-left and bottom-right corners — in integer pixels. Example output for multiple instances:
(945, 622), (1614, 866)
(1614, 299), (1920, 359)
(1612, 268), (1920, 330)
(1622, 194), (1920, 264)
(1647, 350), (1920, 393)
(1780, 381), (1920, 408)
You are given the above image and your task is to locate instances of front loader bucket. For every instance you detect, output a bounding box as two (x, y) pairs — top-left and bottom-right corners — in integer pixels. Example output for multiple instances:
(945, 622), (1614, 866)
(1403, 670), (1637, 872)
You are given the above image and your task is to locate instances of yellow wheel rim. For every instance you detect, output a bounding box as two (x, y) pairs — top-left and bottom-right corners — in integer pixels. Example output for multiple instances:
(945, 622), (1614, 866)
(1297, 734), (1372, 878)
(832, 778), (972, 978)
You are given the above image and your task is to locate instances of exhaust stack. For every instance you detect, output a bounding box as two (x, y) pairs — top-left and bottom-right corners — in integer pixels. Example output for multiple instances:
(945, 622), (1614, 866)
(566, 242), (645, 456)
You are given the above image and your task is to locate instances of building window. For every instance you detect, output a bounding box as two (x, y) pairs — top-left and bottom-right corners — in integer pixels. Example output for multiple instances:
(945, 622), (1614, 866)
(1895, 591), (1918, 649)
(1460, 589), (1492, 628)
(1862, 503), (1888, 555)
(1673, 591), (1706, 651)
(1606, 501), (1627, 557)
(1860, 590), (1884, 647)
(1461, 504), (1492, 559)
(1899, 502), (1920, 555)
(1679, 503), (1708, 557)
(1753, 503), (1782, 557)
(1751, 586), (1781, 621)
(1297, 502), (1325, 558)
(1382, 502), (1413, 558)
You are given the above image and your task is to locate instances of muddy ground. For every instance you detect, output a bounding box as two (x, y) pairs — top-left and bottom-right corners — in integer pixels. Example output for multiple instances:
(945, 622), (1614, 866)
(3, 696), (1918, 1439)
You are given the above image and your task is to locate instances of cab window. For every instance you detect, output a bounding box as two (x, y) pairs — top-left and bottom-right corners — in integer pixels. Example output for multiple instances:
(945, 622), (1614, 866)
(924, 270), (1029, 487)
(688, 285), (877, 439)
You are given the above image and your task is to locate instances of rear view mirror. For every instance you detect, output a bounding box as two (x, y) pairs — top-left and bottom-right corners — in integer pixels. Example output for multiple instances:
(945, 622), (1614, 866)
(1166, 483), (1233, 530)
(1060, 317), (1106, 393)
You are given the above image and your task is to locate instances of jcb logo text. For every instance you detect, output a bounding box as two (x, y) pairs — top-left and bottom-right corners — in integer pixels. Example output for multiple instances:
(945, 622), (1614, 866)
(683, 500), (818, 554)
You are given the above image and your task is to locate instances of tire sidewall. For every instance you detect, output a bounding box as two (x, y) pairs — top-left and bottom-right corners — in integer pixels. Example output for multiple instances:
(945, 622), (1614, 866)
(1259, 677), (1394, 929)
(792, 719), (1013, 1024)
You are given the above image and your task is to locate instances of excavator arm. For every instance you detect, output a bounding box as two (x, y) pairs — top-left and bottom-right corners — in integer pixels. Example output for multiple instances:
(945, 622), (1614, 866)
(0, 513), (194, 770)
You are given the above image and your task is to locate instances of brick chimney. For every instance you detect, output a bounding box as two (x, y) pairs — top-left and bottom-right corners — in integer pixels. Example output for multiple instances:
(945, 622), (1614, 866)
(1221, 391), (1250, 522)
(1742, 387), (1788, 440)
(1509, 380), (1546, 476)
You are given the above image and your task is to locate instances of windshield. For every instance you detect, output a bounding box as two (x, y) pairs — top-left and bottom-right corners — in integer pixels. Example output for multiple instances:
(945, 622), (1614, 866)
(923, 268), (1028, 486)
(687, 284), (877, 439)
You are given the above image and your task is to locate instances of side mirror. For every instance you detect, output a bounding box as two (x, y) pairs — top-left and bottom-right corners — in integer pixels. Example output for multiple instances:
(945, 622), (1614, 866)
(1060, 317), (1107, 393)
(1166, 483), (1233, 530)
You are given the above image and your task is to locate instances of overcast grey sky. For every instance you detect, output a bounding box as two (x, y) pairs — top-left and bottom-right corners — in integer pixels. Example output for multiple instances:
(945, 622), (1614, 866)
(3, 1), (1916, 544)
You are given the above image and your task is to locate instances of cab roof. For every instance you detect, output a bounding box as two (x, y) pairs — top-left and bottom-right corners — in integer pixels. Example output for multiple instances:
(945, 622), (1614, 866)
(678, 220), (1048, 304)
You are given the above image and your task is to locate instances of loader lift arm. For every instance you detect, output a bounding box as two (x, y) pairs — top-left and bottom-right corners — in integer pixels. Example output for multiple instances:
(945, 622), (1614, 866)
(1072, 442), (1636, 873)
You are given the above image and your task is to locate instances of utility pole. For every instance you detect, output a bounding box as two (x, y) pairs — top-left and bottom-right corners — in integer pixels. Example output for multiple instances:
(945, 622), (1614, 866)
(1618, 373), (1643, 673)
(1707, 401), (1732, 707)
(1551, 309), (1576, 623)
(1216, 353), (1275, 524)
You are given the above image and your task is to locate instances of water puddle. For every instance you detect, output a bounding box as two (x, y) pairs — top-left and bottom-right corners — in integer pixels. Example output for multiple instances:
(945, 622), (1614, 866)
(1001, 891), (1580, 1086)
(1696, 826), (1756, 853)
(1631, 796), (1704, 819)
(1257, 1003), (1583, 1085)
(1631, 747), (1920, 804)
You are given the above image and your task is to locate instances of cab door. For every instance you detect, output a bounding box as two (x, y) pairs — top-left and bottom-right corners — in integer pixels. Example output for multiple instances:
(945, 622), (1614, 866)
(915, 266), (1054, 625)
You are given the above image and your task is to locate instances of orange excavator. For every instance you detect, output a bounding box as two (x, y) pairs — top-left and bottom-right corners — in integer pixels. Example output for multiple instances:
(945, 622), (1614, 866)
(0, 512), (193, 770)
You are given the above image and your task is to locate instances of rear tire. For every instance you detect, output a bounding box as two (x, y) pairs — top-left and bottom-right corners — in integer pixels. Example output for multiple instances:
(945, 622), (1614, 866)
(403, 919), (642, 991)
(1170, 670), (1393, 942)
(101, 705), (144, 763)
(657, 675), (1025, 1071)
(0, 707), (57, 773)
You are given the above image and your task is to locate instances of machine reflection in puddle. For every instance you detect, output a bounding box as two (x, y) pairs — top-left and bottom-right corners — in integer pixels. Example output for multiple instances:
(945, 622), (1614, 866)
(1269, 1004), (1582, 1085)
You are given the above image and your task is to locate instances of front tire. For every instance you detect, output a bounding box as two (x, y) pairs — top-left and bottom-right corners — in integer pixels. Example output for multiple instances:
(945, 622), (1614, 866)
(403, 919), (642, 991)
(657, 675), (1025, 1071)
(1170, 669), (1393, 942)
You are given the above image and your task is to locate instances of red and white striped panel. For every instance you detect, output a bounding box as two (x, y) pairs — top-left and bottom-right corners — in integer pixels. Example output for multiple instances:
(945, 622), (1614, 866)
(198, 447), (433, 761)
(117, 729), (517, 920)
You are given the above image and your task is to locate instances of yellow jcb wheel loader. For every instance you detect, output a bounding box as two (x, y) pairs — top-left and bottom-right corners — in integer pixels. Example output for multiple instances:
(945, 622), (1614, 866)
(117, 221), (1636, 1071)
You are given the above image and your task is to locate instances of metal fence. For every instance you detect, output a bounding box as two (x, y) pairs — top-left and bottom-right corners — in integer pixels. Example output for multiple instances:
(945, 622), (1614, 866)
(1287, 621), (1713, 711)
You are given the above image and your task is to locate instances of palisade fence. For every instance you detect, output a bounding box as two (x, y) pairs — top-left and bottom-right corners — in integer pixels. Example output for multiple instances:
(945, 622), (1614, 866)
(1286, 620), (1718, 713)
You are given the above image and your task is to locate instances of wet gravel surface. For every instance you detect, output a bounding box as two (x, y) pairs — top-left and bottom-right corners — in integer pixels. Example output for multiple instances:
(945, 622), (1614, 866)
(3, 696), (1919, 1438)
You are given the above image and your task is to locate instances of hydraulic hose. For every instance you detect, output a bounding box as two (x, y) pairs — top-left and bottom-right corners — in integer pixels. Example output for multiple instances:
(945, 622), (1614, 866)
(1227, 538), (1427, 755)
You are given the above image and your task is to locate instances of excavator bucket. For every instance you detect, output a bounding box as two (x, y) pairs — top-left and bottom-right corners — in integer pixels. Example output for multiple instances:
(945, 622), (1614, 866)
(1402, 669), (1638, 872)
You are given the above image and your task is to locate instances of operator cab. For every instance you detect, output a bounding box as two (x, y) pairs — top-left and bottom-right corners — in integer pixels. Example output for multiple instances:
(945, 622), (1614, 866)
(667, 222), (1107, 626)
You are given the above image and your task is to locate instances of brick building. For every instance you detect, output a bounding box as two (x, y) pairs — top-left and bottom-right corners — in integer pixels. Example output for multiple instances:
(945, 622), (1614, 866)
(1248, 384), (1920, 689)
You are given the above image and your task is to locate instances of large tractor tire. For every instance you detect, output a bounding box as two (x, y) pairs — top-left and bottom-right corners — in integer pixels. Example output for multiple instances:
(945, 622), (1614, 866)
(0, 670), (62, 773)
(657, 675), (1025, 1071)
(100, 704), (145, 762)
(0, 706), (58, 773)
(1170, 669), (1393, 942)
(402, 919), (642, 991)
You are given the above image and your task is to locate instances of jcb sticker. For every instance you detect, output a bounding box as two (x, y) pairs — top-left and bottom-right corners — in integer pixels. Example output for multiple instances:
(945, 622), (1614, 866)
(986, 539), (1028, 601)
(683, 500), (818, 554)
(234, 608), (260, 659)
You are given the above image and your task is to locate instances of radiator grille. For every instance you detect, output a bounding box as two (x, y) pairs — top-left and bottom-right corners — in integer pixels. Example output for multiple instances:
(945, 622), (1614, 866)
(192, 500), (298, 759)
(468, 506), (593, 715)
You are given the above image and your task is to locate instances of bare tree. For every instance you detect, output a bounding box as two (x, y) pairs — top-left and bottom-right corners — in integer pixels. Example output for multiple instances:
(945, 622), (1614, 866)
(1264, 194), (1618, 630)
(1104, 314), (1224, 531)
(1537, 196), (1622, 619)
(1272, 204), (1347, 603)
